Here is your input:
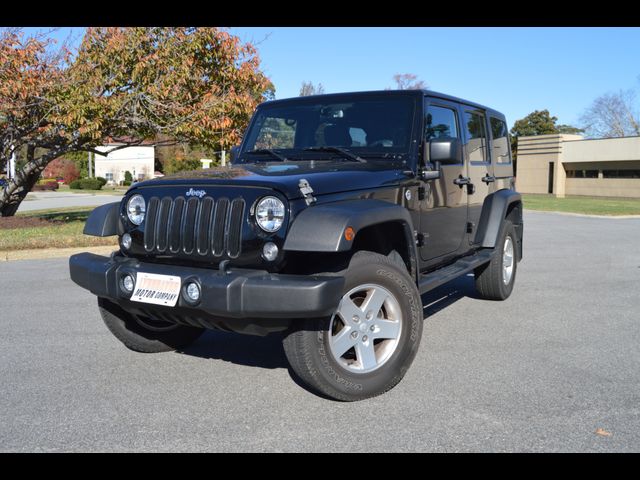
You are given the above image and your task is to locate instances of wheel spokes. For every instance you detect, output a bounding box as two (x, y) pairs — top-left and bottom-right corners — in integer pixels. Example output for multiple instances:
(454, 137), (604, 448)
(328, 283), (403, 374)
(331, 326), (356, 357)
(360, 286), (388, 319)
(355, 341), (377, 370)
(337, 296), (364, 323)
(371, 319), (401, 340)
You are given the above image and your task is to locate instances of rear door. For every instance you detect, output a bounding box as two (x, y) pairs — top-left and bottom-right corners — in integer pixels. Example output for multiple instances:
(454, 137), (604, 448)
(489, 115), (514, 192)
(460, 107), (493, 242)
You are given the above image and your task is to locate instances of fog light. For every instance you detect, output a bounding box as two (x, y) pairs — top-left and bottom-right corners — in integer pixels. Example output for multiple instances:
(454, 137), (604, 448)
(186, 282), (200, 302)
(121, 233), (132, 250)
(122, 274), (135, 293)
(262, 242), (279, 261)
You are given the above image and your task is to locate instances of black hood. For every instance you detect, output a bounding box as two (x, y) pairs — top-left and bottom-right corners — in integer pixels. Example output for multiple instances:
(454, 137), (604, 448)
(134, 161), (409, 199)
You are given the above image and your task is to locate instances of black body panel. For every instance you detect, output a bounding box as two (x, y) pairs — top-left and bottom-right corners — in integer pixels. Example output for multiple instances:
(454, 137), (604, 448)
(284, 198), (414, 252)
(83, 202), (122, 237)
(69, 252), (345, 324)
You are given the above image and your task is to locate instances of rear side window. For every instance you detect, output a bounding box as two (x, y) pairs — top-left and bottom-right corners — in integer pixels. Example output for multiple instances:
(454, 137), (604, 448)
(425, 105), (458, 140)
(464, 110), (488, 163)
(490, 116), (511, 164)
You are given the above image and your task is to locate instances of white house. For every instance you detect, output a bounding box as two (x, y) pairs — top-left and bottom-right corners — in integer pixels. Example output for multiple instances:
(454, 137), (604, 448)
(94, 144), (155, 184)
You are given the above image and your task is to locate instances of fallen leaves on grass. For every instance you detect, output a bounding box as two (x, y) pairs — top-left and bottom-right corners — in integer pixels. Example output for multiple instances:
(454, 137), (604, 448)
(0, 216), (61, 230)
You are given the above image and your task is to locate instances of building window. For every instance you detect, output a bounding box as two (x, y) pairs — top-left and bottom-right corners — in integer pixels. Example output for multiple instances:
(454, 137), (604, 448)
(105, 172), (114, 182)
(566, 169), (598, 178)
(601, 170), (640, 179)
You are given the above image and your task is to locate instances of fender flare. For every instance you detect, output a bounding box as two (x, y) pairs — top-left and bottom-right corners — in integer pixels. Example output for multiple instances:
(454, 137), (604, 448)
(474, 189), (522, 248)
(283, 198), (418, 275)
(83, 202), (122, 237)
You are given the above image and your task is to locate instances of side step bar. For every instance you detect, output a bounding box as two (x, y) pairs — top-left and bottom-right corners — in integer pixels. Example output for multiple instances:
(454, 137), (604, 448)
(418, 249), (494, 294)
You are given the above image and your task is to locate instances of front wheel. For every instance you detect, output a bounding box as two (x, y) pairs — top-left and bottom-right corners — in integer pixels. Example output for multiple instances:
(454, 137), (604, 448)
(98, 297), (204, 353)
(283, 251), (424, 401)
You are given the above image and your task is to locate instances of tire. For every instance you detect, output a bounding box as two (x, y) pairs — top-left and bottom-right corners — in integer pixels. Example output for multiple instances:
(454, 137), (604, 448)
(474, 219), (518, 301)
(283, 251), (423, 401)
(98, 297), (204, 353)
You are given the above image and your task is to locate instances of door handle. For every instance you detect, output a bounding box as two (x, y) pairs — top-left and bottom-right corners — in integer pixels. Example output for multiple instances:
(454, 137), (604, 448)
(482, 174), (495, 184)
(453, 175), (471, 186)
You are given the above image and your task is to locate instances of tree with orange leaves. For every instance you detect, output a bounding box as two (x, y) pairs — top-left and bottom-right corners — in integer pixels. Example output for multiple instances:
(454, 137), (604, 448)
(0, 27), (273, 216)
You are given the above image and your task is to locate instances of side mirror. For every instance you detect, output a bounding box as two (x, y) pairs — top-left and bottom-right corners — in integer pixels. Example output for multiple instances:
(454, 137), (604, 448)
(429, 137), (462, 165)
(230, 145), (241, 162)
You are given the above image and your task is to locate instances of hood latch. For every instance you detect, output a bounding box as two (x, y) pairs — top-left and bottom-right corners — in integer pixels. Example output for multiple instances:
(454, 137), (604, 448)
(298, 178), (317, 206)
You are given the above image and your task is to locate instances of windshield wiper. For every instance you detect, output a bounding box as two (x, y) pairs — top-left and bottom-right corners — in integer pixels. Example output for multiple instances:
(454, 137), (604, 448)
(303, 146), (367, 163)
(244, 149), (289, 162)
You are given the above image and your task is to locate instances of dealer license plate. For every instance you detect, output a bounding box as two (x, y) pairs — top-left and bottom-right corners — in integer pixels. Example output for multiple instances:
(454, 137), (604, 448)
(130, 272), (181, 307)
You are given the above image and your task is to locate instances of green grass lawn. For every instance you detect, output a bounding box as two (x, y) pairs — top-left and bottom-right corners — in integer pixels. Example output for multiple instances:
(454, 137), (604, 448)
(522, 194), (640, 216)
(0, 207), (118, 251)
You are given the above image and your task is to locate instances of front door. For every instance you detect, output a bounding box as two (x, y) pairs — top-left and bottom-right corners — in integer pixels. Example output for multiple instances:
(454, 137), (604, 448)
(419, 99), (467, 263)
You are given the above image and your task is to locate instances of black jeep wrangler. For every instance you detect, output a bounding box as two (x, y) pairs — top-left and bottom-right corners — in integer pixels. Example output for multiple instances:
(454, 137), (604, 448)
(70, 90), (523, 401)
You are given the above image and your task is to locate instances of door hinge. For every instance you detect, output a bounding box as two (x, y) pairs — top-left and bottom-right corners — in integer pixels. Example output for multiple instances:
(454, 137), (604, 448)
(418, 186), (426, 201)
(466, 222), (474, 234)
(415, 231), (428, 247)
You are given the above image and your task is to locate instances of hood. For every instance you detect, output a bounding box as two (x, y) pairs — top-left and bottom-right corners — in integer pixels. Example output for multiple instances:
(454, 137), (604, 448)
(134, 161), (408, 199)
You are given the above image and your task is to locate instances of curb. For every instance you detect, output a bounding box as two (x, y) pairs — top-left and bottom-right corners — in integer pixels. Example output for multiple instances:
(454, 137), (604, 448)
(0, 245), (117, 262)
(523, 209), (640, 219)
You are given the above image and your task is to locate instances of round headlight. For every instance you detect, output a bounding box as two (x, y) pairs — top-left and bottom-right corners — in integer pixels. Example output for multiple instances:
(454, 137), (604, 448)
(126, 194), (146, 225)
(255, 196), (285, 233)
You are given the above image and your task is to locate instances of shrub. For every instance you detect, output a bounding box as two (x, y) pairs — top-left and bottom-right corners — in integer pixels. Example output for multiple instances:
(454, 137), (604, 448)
(38, 177), (58, 184)
(124, 170), (133, 183)
(80, 178), (103, 190)
(121, 180), (132, 186)
(42, 158), (80, 184)
(96, 177), (107, 187)
(32, 181), (59, 191)
(68, 178), (103, 190)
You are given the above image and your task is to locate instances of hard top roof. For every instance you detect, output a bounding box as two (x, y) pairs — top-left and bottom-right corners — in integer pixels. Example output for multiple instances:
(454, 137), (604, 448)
(261, 89), (505, 120)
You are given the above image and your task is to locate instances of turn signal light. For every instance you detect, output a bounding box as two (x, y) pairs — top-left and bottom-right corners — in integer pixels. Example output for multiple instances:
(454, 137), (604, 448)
(344, 227), (355, 242)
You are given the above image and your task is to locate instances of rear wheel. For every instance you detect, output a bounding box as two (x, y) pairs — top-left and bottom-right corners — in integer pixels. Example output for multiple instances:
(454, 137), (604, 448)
(474, 219), (518, 300)
(98, 297), (204, 353)
(283, 251), (423, 401)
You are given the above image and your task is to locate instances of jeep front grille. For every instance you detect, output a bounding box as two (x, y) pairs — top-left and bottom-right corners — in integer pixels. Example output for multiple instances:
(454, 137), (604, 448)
(144, 196), (245, 259)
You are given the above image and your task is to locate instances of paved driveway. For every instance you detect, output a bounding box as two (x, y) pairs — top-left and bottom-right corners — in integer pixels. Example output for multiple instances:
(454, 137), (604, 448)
(18, 191), (124, 212)
(1, 211), (639, 452)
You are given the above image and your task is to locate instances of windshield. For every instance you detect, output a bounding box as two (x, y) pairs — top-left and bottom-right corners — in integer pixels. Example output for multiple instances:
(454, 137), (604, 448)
(239, 95), (417, 162)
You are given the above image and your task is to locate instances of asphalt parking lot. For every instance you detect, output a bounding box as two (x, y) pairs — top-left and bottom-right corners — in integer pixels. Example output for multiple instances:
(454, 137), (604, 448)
(1, 210), (639, 452)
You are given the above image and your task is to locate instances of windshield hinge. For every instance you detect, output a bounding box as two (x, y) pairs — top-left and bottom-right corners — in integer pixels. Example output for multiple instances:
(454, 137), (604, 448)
(299, 179), (317, 206)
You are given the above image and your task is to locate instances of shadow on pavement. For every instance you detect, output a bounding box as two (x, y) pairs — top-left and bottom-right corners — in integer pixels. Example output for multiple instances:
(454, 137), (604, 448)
(177, 329), (289, 370)
(421, 273), (479, 318)
(177, 274), (479, 378)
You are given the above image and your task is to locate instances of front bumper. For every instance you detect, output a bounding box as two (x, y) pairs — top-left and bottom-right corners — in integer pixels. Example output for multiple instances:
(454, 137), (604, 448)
(69, 252), (344, 329)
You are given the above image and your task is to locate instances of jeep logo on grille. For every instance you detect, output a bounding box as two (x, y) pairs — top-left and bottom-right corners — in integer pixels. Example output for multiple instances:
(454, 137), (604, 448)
(186, 188), (206, 198)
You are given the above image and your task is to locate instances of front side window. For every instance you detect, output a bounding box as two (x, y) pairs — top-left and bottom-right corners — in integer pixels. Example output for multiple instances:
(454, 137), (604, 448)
(425, 105), (458, 141)
(241, 96), (417, 161)
(490, 117), (511, 164)
(464, 110), (488, 163)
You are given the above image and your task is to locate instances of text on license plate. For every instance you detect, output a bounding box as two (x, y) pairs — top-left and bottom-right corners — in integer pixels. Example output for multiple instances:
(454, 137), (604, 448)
(131, 272), (181, 307)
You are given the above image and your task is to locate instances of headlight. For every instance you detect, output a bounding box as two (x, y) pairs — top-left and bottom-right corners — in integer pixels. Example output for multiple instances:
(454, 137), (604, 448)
(255, 196), (285, 233)
(126, 194), (146, 225)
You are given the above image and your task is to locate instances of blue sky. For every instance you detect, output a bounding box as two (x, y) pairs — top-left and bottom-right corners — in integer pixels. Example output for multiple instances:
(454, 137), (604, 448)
(22, 27), (640, 130)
